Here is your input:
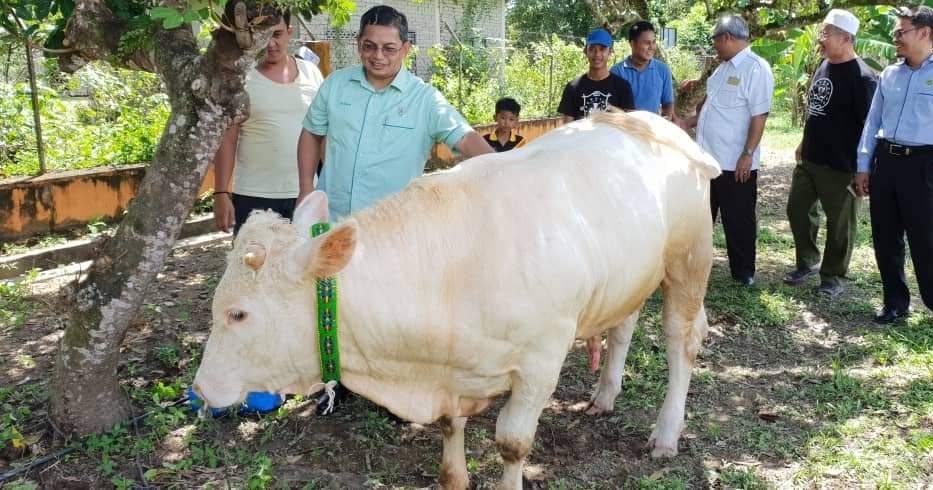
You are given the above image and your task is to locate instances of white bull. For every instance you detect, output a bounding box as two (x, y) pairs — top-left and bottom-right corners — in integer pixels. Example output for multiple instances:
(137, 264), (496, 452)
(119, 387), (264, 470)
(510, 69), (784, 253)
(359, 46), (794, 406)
(193, 111), (720, 489)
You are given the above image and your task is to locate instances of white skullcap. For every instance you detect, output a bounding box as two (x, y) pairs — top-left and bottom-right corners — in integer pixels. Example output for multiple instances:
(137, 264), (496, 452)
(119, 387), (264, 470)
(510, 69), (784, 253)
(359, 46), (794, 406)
(823, 9), (859, 35)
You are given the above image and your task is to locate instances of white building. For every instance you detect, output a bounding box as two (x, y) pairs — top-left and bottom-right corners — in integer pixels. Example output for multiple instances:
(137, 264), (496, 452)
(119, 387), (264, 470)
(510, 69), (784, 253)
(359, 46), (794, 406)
(297, 0), (506, 78)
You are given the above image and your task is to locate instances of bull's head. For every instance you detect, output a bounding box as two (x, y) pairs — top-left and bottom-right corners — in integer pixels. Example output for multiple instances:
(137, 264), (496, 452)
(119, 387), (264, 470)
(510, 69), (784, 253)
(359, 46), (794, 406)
(192, 191), (358, 408)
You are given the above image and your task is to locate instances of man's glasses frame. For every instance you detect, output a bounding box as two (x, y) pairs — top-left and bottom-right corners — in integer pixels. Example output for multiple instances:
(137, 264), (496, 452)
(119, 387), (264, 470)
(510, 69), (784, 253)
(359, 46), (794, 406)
(359, 41), (402, 56)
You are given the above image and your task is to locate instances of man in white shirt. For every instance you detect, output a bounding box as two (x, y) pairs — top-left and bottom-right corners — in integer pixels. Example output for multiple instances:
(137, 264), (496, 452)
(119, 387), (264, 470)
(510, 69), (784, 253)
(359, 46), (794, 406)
(680, 15), (774, 286)
(212, 9), (324, 234)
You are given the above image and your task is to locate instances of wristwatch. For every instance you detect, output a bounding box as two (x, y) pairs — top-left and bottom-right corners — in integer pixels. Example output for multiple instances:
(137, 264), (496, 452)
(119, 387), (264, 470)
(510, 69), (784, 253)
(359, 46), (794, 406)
(741, 148), (755, 157)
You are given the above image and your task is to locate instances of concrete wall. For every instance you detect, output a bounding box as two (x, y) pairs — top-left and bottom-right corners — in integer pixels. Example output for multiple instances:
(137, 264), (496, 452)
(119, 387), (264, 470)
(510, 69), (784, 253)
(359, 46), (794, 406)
(1, 117), (562, 243)
(300, 0), (505, 78)
(0, 166), (217, 243)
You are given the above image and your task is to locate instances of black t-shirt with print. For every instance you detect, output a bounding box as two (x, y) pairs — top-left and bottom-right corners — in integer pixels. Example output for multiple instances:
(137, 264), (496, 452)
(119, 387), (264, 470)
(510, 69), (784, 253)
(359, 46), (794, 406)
(557, 73), (635, 120)
(801, 58), (878, 172)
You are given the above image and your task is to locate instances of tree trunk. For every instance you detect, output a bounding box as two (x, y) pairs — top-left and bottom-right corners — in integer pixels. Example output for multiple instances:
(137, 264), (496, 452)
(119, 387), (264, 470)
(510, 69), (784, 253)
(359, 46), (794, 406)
(674, 63), (716, 119)
(49, 2), (272, 435)
(24, 37), (47, 175)
(4, 44), (12, 82)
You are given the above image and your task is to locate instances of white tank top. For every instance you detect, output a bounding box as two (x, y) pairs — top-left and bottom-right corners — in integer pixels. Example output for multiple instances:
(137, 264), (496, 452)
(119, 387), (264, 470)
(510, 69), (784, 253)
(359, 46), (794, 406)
(233, 58), (323, 198)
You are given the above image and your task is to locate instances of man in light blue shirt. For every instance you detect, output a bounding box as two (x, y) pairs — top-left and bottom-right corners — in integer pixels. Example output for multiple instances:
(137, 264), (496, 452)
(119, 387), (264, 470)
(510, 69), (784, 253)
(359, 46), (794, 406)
(854, 5), (933, 323)
(609, 21), (675, 118)
(297, 5), (493, 220)
(295, 5), (492, 415)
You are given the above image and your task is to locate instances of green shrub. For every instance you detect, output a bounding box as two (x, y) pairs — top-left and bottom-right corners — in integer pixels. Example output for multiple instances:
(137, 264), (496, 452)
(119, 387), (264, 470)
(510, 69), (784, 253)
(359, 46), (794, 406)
(0, 61), (168, 178)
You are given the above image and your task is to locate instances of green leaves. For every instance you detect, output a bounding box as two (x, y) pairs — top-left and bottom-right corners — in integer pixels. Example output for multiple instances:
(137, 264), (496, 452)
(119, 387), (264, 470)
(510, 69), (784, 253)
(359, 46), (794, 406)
(149, 6), (204, 29)
(149, 6), (186, 29)
(1, 0), (72, 40)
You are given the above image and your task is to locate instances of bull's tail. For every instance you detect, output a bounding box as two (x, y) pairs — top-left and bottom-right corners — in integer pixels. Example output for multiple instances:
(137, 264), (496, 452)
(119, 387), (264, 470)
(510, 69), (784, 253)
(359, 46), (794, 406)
(590, 110), (721, 180)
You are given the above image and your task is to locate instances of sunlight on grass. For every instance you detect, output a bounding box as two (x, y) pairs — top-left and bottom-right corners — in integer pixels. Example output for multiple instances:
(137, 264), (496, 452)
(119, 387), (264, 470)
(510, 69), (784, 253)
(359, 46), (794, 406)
(796, 416), (931, 486)
(706, 274), (800, 329)
(762, 111), (801, 152)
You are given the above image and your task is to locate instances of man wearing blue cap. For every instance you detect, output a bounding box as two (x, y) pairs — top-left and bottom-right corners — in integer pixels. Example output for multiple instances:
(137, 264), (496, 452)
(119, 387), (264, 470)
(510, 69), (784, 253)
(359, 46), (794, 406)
(557, 28), (635, 122)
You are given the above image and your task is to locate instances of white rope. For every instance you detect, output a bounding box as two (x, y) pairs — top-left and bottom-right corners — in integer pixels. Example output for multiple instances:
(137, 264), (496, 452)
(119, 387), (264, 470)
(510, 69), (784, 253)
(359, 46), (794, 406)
(317, 380), (339, 415)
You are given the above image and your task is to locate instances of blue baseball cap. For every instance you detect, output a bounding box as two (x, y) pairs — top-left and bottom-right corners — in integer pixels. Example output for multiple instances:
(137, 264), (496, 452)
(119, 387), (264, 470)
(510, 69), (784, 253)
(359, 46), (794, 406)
(586, 28), (613, 47)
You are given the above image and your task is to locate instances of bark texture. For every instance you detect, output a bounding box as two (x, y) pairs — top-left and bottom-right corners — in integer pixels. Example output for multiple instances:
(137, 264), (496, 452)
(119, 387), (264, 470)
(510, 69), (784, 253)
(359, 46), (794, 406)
(50, 0), (276, 436)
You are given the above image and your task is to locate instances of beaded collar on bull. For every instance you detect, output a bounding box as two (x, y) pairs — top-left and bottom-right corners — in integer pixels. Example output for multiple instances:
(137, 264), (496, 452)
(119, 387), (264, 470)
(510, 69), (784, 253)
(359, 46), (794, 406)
(311, 222), (340, 414)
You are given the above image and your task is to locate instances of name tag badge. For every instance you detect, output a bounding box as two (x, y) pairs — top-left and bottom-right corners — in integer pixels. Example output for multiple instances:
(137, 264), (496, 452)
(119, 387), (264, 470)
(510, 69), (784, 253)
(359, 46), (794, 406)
(727, 76), (741, 86)
(927, 79), (933, 86)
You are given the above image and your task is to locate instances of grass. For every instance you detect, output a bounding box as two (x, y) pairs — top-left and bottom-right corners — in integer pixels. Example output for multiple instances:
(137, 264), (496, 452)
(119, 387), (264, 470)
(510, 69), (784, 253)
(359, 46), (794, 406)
(2, 113), (932, 488)
(0, 270), (37, 332)
(763, 110), (801, 153)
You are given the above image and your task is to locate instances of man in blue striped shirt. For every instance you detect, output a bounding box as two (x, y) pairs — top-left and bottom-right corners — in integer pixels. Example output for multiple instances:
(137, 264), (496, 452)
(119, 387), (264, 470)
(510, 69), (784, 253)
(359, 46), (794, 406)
(855, 5), (933, 323)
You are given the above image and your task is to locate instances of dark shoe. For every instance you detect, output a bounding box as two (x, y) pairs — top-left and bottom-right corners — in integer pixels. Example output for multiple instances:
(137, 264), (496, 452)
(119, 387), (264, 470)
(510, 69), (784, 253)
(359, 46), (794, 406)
(316, 382), (352, 415)
(873, 306), (909, 324)
(735, 276), (755, 287)
(783, 266), (818, 285)
(816, 281), (844, 297)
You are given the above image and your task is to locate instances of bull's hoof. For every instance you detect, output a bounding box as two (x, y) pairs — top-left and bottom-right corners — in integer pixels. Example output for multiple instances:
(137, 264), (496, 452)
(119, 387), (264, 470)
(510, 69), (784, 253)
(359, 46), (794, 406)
(437, 475), (468, 490)
(649, 441), (679, 458)
(647, 428), (680, 458)
(584, 401), (612, 416)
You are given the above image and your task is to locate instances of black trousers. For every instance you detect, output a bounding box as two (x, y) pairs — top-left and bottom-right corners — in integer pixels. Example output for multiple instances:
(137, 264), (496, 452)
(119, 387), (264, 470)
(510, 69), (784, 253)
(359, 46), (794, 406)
(711, 170), (758, 280)
(232, 194), (297, 235)
(869, 145), (933, 312)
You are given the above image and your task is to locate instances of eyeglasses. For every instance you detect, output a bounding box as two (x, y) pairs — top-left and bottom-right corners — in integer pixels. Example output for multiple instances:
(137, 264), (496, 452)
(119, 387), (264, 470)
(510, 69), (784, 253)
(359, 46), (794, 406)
(818, 27), (842, 40)
(359, 42), (401, 56)
(892, 27), (920, 39)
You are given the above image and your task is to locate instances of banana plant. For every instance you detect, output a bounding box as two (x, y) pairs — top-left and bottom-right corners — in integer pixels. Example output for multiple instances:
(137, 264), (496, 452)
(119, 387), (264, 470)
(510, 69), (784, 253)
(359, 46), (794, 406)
(855, 5), (896, 71)
(753, 24), (820, 126)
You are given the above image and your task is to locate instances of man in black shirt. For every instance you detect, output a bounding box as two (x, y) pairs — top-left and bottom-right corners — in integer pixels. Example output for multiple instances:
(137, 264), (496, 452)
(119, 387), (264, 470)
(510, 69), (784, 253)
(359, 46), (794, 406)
(784, 9), (878, 296)
(558, 28), (635, 121)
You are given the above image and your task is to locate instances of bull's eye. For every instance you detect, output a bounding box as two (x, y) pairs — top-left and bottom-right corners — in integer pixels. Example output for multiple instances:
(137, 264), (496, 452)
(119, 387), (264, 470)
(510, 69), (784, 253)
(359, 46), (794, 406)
(227, 309), (247, 322)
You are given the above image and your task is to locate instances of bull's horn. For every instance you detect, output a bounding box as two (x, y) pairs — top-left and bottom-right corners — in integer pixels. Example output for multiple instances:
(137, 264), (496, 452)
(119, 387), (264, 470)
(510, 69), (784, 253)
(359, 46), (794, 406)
(243, 245), (266, 271)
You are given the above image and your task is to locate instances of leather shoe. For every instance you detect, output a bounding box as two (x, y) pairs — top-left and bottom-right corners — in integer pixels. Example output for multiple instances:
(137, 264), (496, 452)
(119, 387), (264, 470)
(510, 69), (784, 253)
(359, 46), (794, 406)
(735, 276), (755, 287)
(873, 306), (909, 324)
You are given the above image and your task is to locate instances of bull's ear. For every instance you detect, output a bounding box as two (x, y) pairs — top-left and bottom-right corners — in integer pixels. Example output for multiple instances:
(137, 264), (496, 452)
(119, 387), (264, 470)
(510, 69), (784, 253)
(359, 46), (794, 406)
(294, 219), (358, 278)
(292, 191), (329, 233)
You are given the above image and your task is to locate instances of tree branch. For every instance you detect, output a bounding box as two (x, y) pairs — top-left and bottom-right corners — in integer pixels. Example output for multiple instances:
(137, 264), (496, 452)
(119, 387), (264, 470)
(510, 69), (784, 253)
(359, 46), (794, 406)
(708, 0), (897, 38)
(56, 0), (156, 72)
(758, 0), (897, 37)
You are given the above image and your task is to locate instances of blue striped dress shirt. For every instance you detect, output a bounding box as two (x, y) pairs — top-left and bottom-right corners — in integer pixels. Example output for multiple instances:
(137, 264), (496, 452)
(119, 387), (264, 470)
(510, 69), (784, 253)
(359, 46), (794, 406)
(857, 53), (933, 172)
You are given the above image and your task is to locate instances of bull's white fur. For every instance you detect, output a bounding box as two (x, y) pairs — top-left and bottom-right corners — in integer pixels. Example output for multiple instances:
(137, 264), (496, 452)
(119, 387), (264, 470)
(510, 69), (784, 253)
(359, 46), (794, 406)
(194, 111), (720, 489)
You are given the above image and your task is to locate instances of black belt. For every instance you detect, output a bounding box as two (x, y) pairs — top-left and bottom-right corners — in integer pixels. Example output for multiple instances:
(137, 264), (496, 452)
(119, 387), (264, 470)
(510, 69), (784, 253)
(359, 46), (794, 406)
(881, 140), (933, 157)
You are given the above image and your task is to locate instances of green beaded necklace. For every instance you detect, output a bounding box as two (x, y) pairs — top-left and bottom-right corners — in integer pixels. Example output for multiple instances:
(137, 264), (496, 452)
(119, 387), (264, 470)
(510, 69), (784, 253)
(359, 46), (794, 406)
(311, 223), (340, 383)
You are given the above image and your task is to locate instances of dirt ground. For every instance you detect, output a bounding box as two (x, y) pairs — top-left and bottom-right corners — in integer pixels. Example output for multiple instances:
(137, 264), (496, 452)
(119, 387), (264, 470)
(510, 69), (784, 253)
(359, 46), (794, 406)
(2, 142), (932, 489)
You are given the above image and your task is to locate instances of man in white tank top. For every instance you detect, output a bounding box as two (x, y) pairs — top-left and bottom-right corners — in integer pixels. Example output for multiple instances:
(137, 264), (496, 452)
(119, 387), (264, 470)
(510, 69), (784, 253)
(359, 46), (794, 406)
(212, 9), (324, 234)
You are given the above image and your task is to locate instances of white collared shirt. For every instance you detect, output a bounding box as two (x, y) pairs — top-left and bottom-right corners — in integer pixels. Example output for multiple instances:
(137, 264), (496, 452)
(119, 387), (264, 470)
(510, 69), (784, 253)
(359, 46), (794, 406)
(696, 47), (775, 171)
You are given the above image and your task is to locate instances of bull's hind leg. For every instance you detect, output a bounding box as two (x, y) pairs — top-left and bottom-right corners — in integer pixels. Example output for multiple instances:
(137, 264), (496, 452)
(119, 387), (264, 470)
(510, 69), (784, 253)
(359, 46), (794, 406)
(650, 244), (712, 457)
(586, 307), (641, 415)
(439, 416), (468, 490)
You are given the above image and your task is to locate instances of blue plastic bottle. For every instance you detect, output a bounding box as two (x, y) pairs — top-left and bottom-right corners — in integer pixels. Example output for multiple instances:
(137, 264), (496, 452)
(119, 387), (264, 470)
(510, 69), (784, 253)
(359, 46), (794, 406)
(187, 387), (283, 416)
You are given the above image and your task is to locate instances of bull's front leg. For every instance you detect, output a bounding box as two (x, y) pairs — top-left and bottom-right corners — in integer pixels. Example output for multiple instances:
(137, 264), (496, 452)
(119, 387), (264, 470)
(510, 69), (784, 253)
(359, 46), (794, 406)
(649, 303), (708, 458)
(438, 416), (468, 490)
(495, 339), (569, 489)
(586, 308), (640, 415)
